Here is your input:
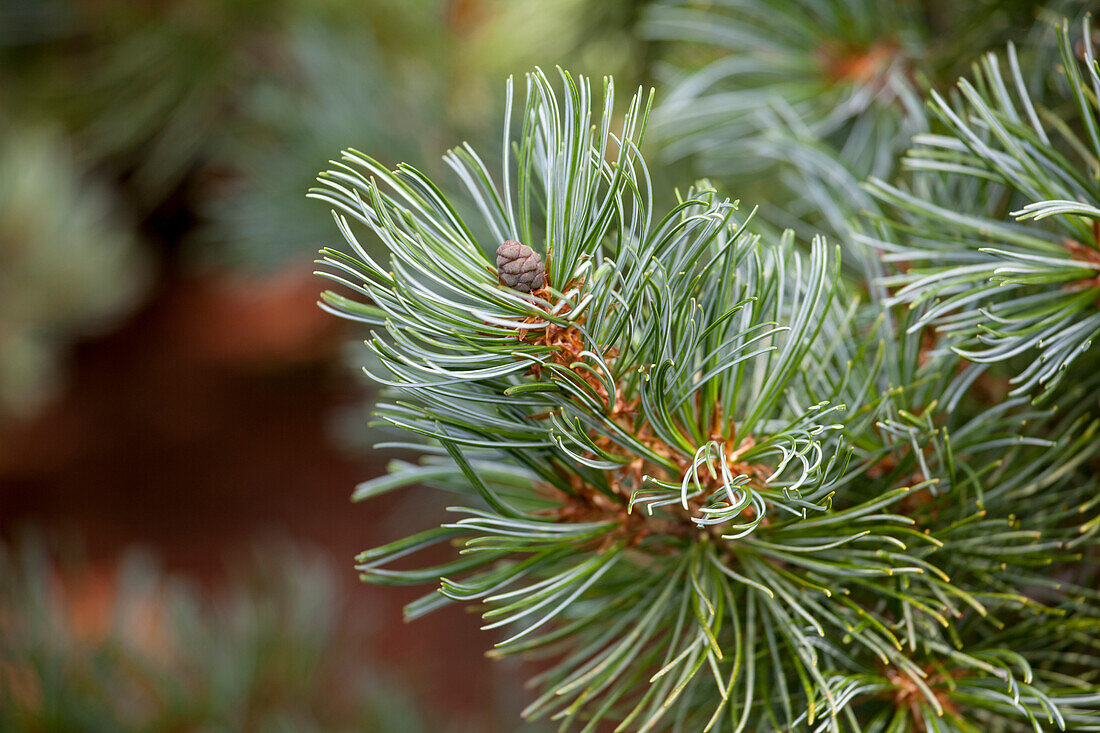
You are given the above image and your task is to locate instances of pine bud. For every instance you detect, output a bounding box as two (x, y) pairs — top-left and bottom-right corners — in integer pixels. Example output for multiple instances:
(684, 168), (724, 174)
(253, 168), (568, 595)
(496, 240), (545, 292)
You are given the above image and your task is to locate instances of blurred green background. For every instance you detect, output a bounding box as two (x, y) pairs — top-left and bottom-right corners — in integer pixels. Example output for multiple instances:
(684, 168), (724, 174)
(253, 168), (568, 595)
(0, 0), (647, 729)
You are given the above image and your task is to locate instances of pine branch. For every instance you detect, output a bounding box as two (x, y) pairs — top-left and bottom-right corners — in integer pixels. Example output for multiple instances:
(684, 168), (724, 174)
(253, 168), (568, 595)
(864, 18), (1100, 399)
(642, 0), (929, 180)
(313, 63), (1100, 730)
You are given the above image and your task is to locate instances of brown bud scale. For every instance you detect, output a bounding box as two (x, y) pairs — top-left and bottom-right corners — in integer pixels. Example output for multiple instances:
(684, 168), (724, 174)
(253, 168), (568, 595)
(496, 240), (545, 292)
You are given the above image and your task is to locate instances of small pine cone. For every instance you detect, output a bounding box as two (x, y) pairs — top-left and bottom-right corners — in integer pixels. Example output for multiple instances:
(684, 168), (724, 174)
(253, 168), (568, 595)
(496, 240), (545, 293)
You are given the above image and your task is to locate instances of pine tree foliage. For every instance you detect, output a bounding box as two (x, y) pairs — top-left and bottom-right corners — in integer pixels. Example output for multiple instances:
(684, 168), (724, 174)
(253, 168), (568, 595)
(642, 0), (929, 181)
(866, 19), (1100, 400)
(312, 18), (1100, 733)
(639, 0), (1091, 248)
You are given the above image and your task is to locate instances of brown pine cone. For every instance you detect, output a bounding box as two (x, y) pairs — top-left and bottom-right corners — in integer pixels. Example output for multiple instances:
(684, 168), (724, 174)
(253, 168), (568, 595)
(496, 240), (545, 293)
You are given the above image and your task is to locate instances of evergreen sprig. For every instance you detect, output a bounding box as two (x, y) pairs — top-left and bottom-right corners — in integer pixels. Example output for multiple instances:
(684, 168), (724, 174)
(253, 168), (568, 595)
(313, 56), (1100, 730)
(865, 18), (1100, 399)
(639, 0), (1090, 254)
(642, 0), (930, 182)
